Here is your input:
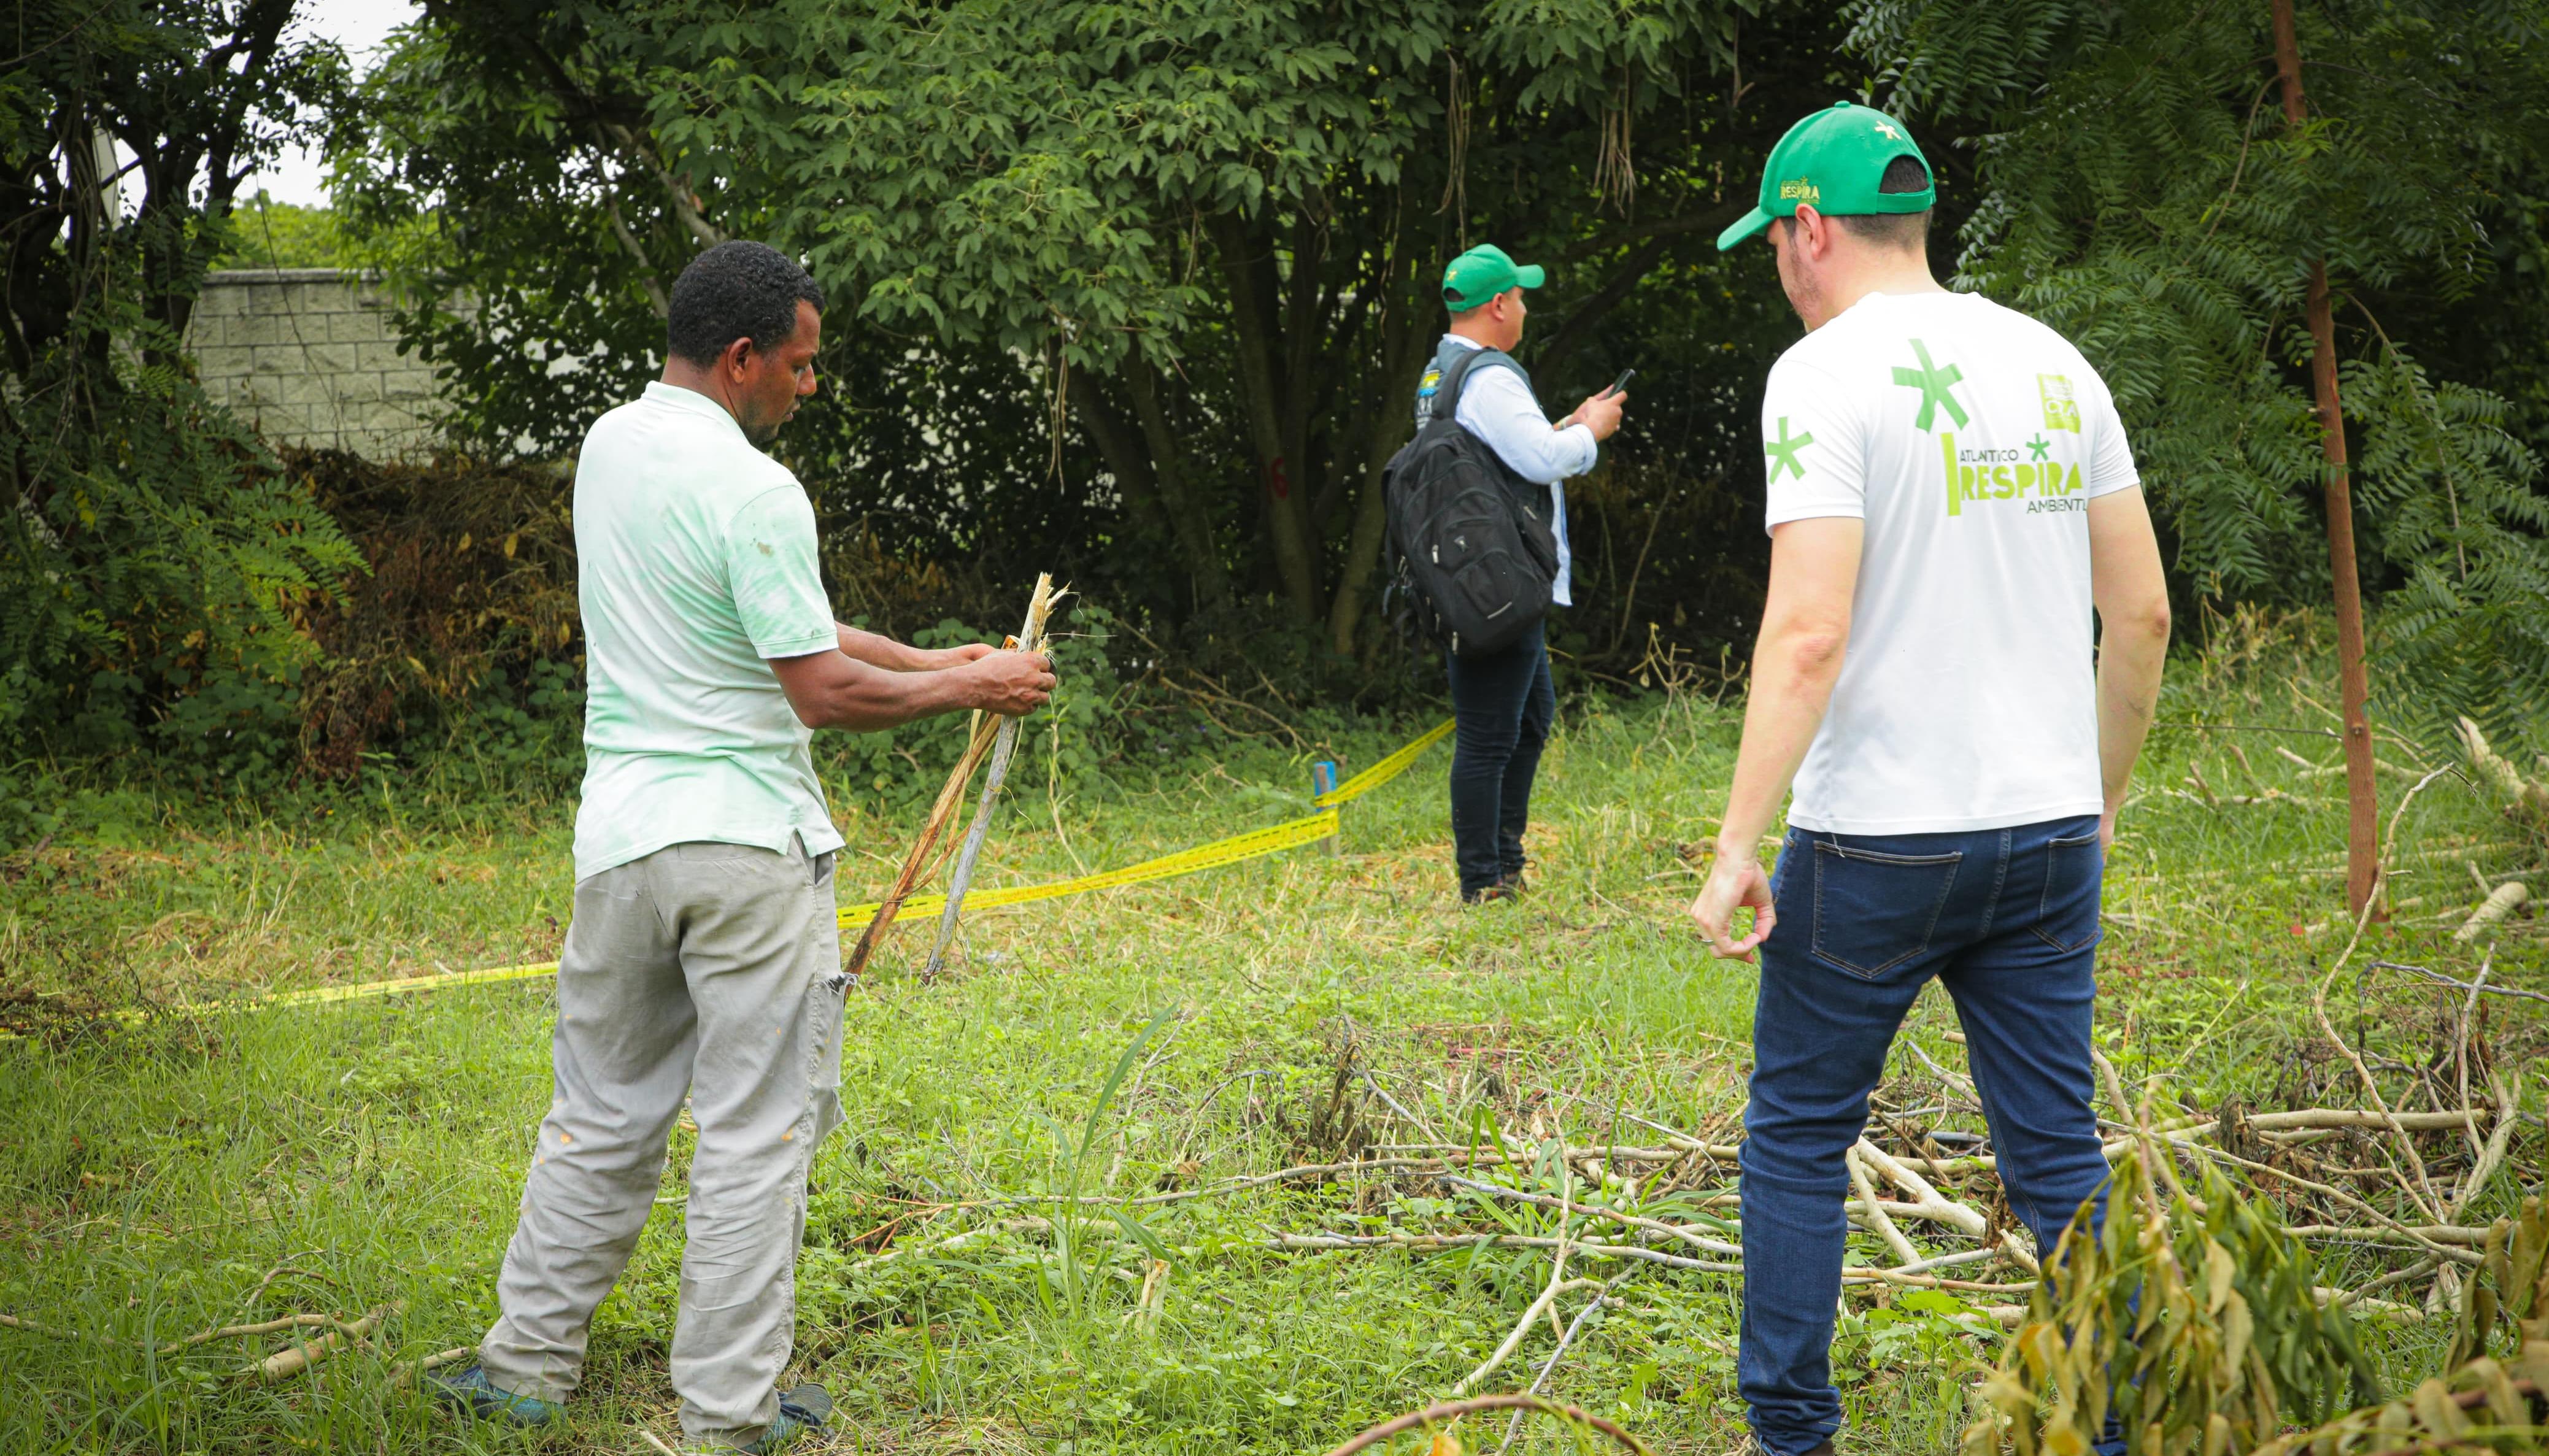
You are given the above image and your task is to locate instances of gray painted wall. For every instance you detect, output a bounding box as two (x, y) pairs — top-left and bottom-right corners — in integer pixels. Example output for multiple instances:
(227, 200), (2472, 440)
(185, 268), (447, 460)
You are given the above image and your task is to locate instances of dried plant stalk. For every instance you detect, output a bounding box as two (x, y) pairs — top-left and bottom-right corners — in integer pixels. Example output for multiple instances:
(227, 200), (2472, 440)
(924, 574), (1065, 979)
(844, 575), (1059, 980)
(249, 1303), (397, 1382)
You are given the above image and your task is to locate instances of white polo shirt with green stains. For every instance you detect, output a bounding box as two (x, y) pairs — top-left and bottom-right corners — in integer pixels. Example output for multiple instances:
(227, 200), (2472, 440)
(1758, 290), (2140, 835)
(569, 382), (847, 881)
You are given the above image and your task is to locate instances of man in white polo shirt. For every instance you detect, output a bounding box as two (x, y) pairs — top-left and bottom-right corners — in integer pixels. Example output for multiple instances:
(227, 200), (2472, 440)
(1691, 104), (2172, 1456)
(430, 242), (1053, 1454)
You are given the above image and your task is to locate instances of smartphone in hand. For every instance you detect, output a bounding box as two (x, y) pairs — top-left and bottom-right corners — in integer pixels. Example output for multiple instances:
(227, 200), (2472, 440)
(1602, 368), (1637, 398)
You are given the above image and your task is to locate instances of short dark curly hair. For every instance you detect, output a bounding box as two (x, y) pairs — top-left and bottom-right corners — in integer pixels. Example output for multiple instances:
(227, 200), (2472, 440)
(666, 241), (825, 366)
(1831, 155), (1935, 249)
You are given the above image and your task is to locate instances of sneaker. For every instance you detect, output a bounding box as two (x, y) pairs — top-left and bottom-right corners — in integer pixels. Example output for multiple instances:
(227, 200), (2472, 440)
(1461, 881), (1519, 905)
(423, 1363), (560, 1426)
(738, 1384), (833, 1454)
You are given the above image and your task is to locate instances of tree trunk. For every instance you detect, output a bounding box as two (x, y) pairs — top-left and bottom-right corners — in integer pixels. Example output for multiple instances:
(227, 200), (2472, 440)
(1120, 357), (1232, 605)
(1329, 231), (1427, 655)
(1279, 208), (1326, 534)
(2272, 0), (2382, 918)
(1208, 211), (1324, 623)
(1067, 369), (1173, 548)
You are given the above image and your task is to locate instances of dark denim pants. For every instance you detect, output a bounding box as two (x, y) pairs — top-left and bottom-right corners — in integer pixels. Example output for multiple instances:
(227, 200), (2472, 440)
(1444, 619), (1556, 895)
(1740, 815), (2113, 1456)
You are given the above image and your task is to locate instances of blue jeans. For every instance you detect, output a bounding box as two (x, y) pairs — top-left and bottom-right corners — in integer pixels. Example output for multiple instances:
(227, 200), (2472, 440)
(1444, 619), (1555, 895)
(1739, 815), (2113, 1456)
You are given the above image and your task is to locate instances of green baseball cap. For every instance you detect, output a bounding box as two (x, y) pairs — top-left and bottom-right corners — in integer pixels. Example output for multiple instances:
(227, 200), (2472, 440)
(1440, 244), (1546, 312)
(1716, 101), (1935, 251)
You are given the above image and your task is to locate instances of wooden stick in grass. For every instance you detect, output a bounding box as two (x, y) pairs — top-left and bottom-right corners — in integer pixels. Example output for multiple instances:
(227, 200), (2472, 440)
(387, 1346), (473, 1389)
(160, 1312), (338, 1354)
(0, 1312), (88, 1342)
(1322, 1393), (1659, 1456)
(1492, 1274), (1635, 1456)
(922, 575), (1063, 981)
(247, 1303), (396, 1382)
(2453, 879), (2527, 942)
(1453, 1161), (1576, 1396)
(844, 576), (1059, 980)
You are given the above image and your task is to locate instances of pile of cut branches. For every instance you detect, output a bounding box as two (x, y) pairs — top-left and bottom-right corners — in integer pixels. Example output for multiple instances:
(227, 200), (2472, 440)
(830, 1049), (2528, 1374)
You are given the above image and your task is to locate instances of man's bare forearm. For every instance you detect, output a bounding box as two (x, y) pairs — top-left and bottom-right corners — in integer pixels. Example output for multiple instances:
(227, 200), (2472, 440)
(773, 642), (1052, 732)
(796, 654), (976, 731)
(835, 623), (936, 672)
(2085, 488), (2172, 820)
(1716, 624), (1846, 854)
(2096, 621), (2167, 809)
(1713, 518), (1863, 855)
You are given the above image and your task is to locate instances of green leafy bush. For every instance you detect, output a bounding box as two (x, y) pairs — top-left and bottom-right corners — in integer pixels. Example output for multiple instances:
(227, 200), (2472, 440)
(1965, 1147), (2380, 1456)
(1854, 0), (2549, 750)
(1, 0), (357, 815)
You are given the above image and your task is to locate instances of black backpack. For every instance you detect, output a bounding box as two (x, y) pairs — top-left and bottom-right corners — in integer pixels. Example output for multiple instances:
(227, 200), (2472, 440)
(1381, 349), (1560, 659)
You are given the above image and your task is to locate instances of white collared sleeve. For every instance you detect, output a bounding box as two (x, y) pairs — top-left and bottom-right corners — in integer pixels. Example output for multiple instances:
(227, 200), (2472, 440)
(1452, 364), (1598, 483)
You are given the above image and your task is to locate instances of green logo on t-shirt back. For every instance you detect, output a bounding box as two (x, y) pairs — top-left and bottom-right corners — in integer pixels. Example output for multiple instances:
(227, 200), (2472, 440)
(1938, 431), (2083, 517)
(1765, 416), (1816, 482)
(1892, 339), (1970, 432)
(2038, 374), (2082, 433)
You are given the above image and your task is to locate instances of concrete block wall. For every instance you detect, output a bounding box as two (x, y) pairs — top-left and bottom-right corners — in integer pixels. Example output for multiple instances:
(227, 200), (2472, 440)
(185, 269), (453, 460)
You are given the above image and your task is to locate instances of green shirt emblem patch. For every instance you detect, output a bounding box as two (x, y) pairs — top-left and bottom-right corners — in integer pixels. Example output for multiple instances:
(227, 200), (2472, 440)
(1765, 416), (1816, 482)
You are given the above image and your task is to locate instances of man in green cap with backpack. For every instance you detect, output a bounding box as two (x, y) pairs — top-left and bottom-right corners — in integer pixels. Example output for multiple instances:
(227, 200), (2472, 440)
(1404, 242), (1626, 903)
(1691, 101), (2172, 1456)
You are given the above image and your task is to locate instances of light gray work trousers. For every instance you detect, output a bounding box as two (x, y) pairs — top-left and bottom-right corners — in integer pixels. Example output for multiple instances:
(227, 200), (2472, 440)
(478, 839), (846, 1448)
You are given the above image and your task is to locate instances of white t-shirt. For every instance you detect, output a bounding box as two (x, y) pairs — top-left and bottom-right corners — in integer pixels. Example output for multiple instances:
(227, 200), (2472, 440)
(1759, 290), (2139, 834)
(571, 383), (848, 880)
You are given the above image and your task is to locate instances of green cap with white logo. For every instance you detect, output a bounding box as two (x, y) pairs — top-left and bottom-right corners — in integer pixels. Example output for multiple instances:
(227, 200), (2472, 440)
(1716, 101), (1935, 252)
(1440, 244), (1546, 312)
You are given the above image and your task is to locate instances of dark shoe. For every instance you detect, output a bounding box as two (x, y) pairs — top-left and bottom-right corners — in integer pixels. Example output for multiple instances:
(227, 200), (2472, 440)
(423, 1363), (560, 1426)
(1497, 868), (1529, 896)
(1461, 880), (1519, 905)
(740, 1384), (833, 1454)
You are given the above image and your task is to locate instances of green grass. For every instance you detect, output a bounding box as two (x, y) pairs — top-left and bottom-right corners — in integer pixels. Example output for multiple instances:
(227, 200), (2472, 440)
(1, 618), (2542, 1454)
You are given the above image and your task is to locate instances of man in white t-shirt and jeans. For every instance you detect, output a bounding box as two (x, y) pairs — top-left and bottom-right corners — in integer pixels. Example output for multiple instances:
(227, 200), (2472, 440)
(1691, 104), (2172, 1456)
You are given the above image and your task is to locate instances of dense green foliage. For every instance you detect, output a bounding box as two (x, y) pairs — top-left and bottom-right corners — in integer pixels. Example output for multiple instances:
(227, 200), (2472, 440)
(1853, 0), (2549, 740)
(12, 0), (2549, 802)
(214, 193), (361, 269)
(336, 0), (1832, 661)
(0, 1), (362, 813)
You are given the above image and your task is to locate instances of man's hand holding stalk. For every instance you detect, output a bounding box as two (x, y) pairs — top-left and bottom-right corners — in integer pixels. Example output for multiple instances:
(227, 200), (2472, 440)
(773, 626), (1054, 730)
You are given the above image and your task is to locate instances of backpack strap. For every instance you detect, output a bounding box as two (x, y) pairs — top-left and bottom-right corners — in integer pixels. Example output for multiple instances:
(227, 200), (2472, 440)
(1436, 345), (1529, 417)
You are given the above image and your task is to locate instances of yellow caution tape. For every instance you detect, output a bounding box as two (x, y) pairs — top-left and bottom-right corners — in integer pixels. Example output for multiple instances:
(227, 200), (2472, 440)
(1316, 718), (1455, 806)
(261, 958), (569, 1009)
(839, 809), (1340, 930)
(246, 718), (1454, 1012)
